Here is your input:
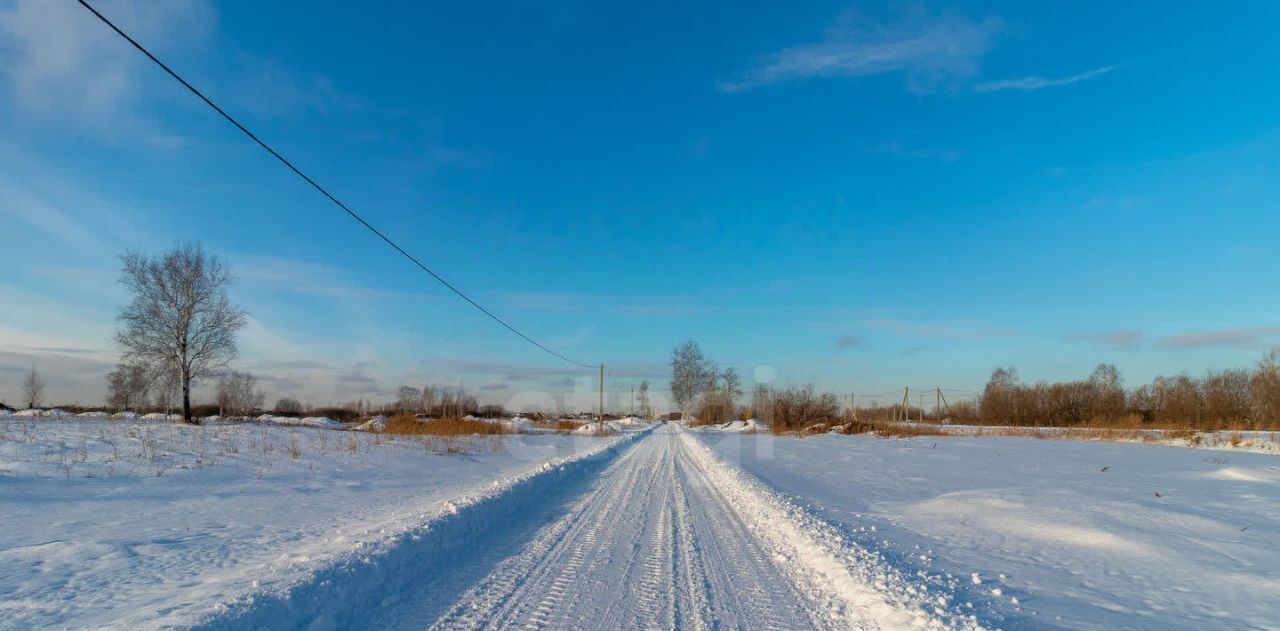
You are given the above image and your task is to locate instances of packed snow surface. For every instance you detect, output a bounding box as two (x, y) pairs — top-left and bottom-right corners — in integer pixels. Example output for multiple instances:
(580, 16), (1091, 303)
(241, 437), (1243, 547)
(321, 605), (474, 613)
(430, 423), (971, 630)
(0, 415), (618, 630)
(699, 430), (1280, 630)
(4, 414), (1275, 630)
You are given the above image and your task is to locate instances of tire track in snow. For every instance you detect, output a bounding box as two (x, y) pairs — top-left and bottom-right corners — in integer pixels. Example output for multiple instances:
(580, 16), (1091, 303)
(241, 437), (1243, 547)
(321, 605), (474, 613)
(431, 425), (905, 631)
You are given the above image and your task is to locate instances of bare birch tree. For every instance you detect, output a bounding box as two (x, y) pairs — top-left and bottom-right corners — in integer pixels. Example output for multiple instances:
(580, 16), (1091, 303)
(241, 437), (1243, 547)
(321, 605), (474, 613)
(115, 244), (247, 423)
(670, 340), (714, 419)
(215, 370), (263, 418)
(22, 365), (44, 409)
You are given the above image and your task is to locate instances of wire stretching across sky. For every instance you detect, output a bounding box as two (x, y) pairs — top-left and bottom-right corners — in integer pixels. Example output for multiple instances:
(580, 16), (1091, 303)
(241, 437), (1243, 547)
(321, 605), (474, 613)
(74, 0), (597, 370)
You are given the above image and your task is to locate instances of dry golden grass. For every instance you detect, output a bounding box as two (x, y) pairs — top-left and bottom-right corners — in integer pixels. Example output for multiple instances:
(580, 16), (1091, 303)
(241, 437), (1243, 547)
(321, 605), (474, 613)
(532, 420), (582, 432)
(383, 414), (507, 436)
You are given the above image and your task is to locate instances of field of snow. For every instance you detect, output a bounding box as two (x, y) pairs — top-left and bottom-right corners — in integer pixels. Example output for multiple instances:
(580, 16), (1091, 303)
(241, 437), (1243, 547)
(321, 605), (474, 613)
(698, 430), (1280, 630)
(0, 415), (630, 630)
(5, 413), (1277, 630)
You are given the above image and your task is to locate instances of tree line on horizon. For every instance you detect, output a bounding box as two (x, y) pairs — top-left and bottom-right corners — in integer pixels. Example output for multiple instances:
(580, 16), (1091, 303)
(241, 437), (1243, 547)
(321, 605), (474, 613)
(669, 340), (1280, 432)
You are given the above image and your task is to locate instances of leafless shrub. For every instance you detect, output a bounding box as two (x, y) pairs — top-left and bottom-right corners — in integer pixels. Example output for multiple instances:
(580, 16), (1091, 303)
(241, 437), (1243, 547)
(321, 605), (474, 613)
(274, 397), (304, 416)
(755, 384), (842, 433)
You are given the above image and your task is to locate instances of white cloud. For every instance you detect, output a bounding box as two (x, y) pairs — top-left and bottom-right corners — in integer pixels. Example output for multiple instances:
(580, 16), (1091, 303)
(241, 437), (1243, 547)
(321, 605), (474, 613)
(1065, 329), (1143, 351)
(973, 65), (1119, 93)
(720, 8), (1001, 94)
(0, 0), (354, 135)
(1156, 326), (1280, 349)
(0, 0), (212, 122)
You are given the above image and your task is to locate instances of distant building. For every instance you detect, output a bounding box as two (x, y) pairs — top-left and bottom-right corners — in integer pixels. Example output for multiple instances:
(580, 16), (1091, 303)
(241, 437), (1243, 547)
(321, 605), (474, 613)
(666, 412), (682, 421)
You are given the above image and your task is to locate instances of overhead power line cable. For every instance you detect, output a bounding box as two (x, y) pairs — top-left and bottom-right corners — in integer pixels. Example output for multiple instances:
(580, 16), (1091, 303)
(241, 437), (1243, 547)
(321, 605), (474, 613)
(76, 0), (596, 370)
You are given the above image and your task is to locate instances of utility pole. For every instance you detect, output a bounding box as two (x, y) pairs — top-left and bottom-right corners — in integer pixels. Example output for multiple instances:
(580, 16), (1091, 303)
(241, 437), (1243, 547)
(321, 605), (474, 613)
(901, 387), (910, 423)
(936, 388), (942, 421)
(599, 363), (605, 431)
(631, 386), (634, 417)
(919, 393), (925, 422)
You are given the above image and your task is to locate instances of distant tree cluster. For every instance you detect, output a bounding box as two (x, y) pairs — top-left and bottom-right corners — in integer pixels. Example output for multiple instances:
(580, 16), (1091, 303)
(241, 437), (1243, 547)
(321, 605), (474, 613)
(394, 384), (479, 419)
(752, 384), (842, 431)
(669, 340), (745, 424)
(975, 349), (1280, 429)
(215, 371), (264, 418)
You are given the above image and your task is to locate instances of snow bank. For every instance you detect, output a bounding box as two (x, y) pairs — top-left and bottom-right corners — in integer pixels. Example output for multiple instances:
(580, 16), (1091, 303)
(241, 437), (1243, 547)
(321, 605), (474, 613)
(699, 430), (1280, 629)
(75, 411), (109, 418)
(678, 426), (975, 629)
(255, 414), (344, 428)
(611, 416), (651, 428)
(190, 428), (647, 630)
(353, 415), (387, 432)
(111, 411), (140, 420)
(0, 417), (635, 629)
(499, 416), (538, 433)
(699, 418), (769, 434)
(13, 408), (44, 417)
(572, 422), (618, 436)
(141, 412), (181, 421)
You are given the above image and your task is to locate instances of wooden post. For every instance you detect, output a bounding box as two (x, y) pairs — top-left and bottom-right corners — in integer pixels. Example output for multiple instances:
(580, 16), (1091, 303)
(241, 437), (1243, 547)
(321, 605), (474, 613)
(599, 363), (605, 431)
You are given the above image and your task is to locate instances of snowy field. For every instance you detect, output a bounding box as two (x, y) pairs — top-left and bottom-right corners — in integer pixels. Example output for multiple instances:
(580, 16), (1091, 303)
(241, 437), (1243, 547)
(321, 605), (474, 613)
(3, 414), (1277, 630)
(699, 430), (1280, 630)
(0, 415), (626, 630)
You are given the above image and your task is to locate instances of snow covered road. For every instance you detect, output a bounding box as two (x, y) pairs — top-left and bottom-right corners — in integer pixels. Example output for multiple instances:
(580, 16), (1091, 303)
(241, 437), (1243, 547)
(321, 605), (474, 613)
(427, 424), (959, 631)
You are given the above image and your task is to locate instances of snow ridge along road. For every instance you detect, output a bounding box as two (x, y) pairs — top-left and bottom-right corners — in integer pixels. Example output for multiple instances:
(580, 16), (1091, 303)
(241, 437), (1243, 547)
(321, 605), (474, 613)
(190, 429), (646, 631)
(430, 424), (975, 630)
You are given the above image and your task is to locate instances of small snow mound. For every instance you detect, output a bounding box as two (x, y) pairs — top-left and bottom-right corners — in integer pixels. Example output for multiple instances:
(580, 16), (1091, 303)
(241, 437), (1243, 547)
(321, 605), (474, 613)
(257, 414), (344, 428)
(76, 411), (109, 418)
(111, 411), (141, 420)
(612, 416), (651, 428)
(46, 408), (69, 417)
(354, 415), (388, 432)
(572, 422), (621, 436)
(500, 417), (537, 433)
(13, 409), (44, 417)
(708, 419), (769, 434)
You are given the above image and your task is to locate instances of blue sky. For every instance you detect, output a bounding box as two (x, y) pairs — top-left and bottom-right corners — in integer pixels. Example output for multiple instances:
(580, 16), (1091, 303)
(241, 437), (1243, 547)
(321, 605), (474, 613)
(2, 0), (1279, 411)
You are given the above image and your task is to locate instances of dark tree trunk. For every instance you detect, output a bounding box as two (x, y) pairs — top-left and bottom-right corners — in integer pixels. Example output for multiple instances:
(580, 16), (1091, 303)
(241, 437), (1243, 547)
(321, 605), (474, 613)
(182, 370), (194, 424)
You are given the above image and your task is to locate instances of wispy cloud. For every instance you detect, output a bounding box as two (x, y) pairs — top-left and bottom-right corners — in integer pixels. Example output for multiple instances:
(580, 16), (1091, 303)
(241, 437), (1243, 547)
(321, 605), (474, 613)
(0, 0), (212, 125)
(973, 65), (1119, 93)
(0, 0), (355, 136)
(865, 317), (1019, 340)
(720, 8), (1001, 94)
(835, 335), (862, 349)
(1065, 329), (1143, 351)
(236, 255), (437, 302)
(1155, 326), (1280, 349)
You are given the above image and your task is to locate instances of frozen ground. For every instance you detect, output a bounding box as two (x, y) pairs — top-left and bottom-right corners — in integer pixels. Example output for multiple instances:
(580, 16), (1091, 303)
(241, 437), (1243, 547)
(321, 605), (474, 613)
(427, 424), (972, 630)
(699, 430), (1280, 630)
(0, 415), (621, 630)
(4, 415), (1276, 630)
